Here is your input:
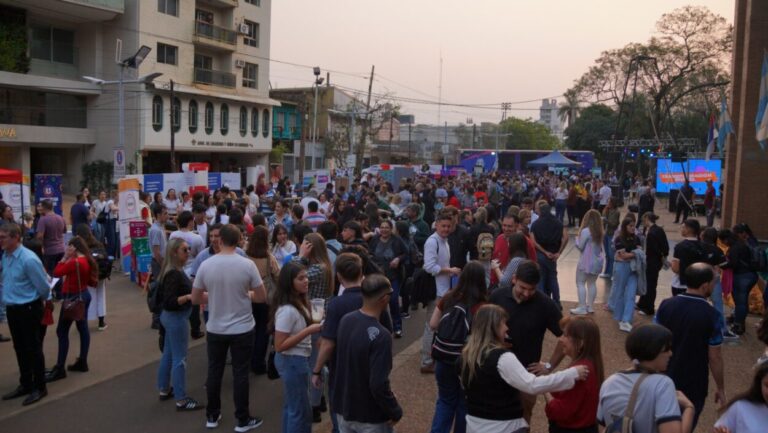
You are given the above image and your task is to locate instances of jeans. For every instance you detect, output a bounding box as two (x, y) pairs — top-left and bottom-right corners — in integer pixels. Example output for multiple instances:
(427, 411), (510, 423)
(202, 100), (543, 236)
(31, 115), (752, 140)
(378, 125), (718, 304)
(6, 300), (46, 391)
(732, 272), (758, 324)
(536, 252), (560, 303)
(566, 205), (576, 226)
(421, 297), (440, 367)
(710, 278), (726, 333)
(337, 415), (393, 433)
(637, 258), (662, 315)
(275, 353), (312, 433)
(575, 270), (598, 310)
(158, 307), (191, 399)
(251, 303), (269, 373)
(205, 329), (254, 422)
(603, 235), (614, 276)
(610, 261), (637, 323)
(389, 278), (402, 332)
(105, 219), (119, 258)
(430, 360), (466, 433)
(706, 207), (715, 227)
(56, 291), (92, 367)
(555, 199), (566, 224)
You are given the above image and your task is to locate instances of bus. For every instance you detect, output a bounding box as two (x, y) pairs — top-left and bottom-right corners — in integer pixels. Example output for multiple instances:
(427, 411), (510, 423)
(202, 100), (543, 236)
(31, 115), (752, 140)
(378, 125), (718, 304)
(458, 149), (596, 174)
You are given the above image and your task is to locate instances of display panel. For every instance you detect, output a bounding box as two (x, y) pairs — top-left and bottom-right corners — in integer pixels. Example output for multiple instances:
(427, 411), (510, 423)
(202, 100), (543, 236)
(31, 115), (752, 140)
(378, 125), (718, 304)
(655, 158), (721, 195)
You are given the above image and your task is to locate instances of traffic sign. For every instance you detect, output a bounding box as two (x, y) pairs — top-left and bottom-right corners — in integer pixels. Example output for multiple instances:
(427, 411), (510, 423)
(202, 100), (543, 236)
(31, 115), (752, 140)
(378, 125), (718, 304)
(114, 148), (126, 179)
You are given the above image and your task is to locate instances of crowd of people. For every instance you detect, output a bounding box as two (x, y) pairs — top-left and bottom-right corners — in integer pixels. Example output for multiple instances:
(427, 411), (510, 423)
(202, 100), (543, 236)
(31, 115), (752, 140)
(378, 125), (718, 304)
(0, 167), (767, 433)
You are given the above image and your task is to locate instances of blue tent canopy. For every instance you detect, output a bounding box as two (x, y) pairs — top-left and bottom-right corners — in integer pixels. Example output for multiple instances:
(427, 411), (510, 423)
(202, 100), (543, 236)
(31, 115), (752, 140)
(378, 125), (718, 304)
(526, 150), (582, 167)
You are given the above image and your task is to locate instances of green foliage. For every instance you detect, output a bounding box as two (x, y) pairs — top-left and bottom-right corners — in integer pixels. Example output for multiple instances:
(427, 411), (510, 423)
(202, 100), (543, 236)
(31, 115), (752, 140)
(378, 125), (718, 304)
(499, 117), (560, 150)
(564, 104), (616, 160)
(81, 160), (136, 192)
(0, 8), (30, 73)
(269, 143), (290, 164)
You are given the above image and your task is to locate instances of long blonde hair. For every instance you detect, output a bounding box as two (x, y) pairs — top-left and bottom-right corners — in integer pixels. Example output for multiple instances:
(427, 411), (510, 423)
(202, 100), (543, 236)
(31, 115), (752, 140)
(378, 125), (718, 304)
(159, 238), (187, 282)
(304, 233), (334, 297)
(460, 304), (508, 387)
(579, 209), (604, 245)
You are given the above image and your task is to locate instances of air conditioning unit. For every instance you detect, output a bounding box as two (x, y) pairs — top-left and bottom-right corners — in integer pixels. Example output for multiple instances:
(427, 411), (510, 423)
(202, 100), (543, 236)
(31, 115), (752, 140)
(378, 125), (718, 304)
(239, 23), (250, 35)
(235, 59), (246, 68)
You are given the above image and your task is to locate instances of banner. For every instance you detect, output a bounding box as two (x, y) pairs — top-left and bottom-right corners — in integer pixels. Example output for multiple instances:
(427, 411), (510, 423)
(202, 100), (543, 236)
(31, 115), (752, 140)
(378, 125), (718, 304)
(118, 178), (142, 278)
(34, 174), (63, 216)
(127, 172), (242, 195)
(0, 181), (31, 222)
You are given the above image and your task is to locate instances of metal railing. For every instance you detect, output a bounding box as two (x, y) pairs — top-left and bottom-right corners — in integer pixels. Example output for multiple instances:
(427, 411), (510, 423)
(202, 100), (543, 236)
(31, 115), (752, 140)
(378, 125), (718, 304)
(194, 21), (237, 45)
(194, 68), (236, 88)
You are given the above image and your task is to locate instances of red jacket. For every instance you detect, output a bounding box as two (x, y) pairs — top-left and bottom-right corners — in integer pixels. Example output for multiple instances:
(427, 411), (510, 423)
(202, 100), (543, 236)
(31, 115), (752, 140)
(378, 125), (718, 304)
(53, 256), (91, 294)
(490, 234), (538, 285)
(545, 358), (599, 429)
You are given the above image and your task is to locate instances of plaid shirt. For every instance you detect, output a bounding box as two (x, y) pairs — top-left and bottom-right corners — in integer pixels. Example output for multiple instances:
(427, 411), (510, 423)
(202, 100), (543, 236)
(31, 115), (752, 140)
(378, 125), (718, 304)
(293, 257), (330, 300)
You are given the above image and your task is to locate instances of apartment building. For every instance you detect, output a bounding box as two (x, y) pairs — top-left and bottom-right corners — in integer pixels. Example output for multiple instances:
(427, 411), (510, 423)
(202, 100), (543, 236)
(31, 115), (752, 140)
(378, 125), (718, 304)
(0, 0), (275, 192)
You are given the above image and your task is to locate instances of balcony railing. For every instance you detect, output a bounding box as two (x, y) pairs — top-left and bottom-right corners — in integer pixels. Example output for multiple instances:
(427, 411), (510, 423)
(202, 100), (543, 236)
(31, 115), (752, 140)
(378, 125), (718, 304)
(194, 68), (236, 88)
(194, 21), (237, 46)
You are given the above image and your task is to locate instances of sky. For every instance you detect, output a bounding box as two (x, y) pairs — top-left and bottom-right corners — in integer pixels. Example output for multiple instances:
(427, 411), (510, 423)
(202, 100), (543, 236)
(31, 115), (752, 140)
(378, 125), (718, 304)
(270, 0), (734, 126)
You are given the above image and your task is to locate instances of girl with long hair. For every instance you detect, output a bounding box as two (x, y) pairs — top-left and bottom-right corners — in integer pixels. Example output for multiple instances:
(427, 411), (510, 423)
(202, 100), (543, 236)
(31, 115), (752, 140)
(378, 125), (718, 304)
(492, 233), (530, 291)
(163, 188), (181, 218)
(571, 209), (605, 315)
(598, 324), (694, 433)
(155, 238), (203, 410)
(75, 224), (109, 330)
(268, 199), (293, 235)
(714, 363), (768, 433)
(270, 262), (322, 433)
(460, 305), (588, 433)
(246, 226), (280, 375)
(47, 236), (98, 382)
(369, 219), (408, 337)
(608, 218), (642, 333)
(428, 261), (490, 433)
(545, 316), (605, 433)
(600, 197), (621, 279)
(270, 224), (296, 266)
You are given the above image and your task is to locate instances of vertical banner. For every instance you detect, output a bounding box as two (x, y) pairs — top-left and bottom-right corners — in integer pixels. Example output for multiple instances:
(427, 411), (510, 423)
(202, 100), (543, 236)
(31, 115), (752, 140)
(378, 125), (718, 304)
(34, 174), (63, 215)
(129, 221), (151, 287)
(118, 178), (142, 279)
(0, 181), (31, 222)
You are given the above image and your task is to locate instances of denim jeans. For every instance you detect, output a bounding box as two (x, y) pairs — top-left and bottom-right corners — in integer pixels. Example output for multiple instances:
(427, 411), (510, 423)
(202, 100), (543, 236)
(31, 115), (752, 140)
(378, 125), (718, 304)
(555, 199), (566, 224)
(157, 307), (191, 400)
(603, 235), (615, 276)
(389, 278), (402, 332)
(732, 272), (758, 324)
(251, 303), (269, 372)
(275, 353), (312, 433)
(56, 290), (92, 367)
(337, 415), (393, 433)
(710, 277), (726, 333)
(536, 252), (560, 303)
(205, 329), (254, 423)
(610, 261), (637, 323)
(430, 360), (466, 433)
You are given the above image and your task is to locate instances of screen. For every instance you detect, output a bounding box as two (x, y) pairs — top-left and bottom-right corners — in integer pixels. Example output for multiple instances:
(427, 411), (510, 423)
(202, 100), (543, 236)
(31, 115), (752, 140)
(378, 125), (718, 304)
(655, 159), (721, 195)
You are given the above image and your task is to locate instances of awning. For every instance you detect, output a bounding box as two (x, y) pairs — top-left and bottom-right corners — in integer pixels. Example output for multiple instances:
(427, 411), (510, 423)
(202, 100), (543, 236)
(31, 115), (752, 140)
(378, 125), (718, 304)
(526, 151), (582, 167)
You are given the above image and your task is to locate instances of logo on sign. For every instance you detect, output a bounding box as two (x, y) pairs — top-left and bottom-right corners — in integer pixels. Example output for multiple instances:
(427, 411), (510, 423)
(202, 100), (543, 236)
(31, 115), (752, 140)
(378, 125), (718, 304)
(43, 185), (54, 197)
(125, 194), (136, 216)
(10, 189), (21, 204)
(116, 150), (124, 165)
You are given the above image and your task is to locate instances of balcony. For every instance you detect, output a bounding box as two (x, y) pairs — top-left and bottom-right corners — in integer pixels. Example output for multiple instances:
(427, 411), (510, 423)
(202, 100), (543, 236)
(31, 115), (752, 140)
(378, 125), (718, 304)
(196, 0), (238, 8)
(194, 68), (236, 88)
(193, 21), (237, 51)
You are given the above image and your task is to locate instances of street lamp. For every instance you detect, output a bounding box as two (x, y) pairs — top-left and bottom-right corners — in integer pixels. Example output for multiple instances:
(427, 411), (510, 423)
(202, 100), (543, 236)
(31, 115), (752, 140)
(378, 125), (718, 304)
(83, 45), (160, 182)
(311, 67), (324, 169)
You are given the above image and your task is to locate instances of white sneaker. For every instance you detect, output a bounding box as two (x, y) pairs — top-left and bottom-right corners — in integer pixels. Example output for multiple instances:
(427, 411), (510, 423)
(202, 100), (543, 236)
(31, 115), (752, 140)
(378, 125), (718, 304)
(619, 322), (633, 333)
(569, 306), (588, 316)
(586, 306), (595, 314)
(599, 273), (611, 279)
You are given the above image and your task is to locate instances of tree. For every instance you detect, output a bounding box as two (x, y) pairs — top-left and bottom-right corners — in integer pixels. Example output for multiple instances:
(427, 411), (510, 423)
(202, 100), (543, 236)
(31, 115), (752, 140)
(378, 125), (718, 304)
(499, 117), (560, 150)
(558, 89), (581, 128)
(564, 104), (616, 160)
(569, 6), (731, 138)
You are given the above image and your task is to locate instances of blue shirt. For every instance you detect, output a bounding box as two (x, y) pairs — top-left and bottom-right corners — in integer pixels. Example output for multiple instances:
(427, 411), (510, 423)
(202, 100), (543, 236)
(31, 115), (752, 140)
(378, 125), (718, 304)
(1, 245), (50, 305)
(268, 214), (293, 235)
(70, 202), (90, 231)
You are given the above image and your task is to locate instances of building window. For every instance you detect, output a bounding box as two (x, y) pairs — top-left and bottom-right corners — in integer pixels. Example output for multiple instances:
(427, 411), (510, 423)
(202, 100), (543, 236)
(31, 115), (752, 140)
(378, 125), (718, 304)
(157, 43), (178, 65)
(251, 108), (259, 137)
(220, 104), (229, 135)
(152, 96), (163, 132)
(30, 26), (75, 64)
(305, 156), (313, 170)
(0, 86), (86, 128)
(243, 20), (259, 47)
(315, 157), (324, 169)
(243, 63), (258, 89)
(157, 0), (178, 16)
(172, 97), (181, 132)
(239, 107), (247, 137)
(194, 54), (213, 70)
(276, 110), (285, 134)
(205, 102), (214, 134)
(195, 9), (213, 24)
(189, 100), (198, 133)
(288, 113), (297, 135)
(262, 109), (270, 138)
(244, 0), (260, 5)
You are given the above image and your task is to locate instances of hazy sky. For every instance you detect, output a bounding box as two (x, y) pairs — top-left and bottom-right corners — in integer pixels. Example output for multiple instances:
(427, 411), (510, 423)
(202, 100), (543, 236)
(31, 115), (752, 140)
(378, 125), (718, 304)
(271, 0), (734, 125)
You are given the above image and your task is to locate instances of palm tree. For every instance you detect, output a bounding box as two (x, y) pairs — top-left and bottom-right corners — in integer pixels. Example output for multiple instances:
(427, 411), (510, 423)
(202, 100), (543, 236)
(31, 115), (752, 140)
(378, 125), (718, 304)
(558, 89), (581, 128)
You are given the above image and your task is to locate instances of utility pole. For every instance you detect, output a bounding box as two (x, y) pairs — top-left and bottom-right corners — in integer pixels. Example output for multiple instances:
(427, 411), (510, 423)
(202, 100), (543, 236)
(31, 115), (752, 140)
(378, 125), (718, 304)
(169, 79), (176, 173)
(354, 65), (374, 174)
(443, 121), (448, 168)
(408, 122), (412, 161)
(298, 101), (307, 186)
(388, 112), (394, 163)
(472, 124), (477, 149)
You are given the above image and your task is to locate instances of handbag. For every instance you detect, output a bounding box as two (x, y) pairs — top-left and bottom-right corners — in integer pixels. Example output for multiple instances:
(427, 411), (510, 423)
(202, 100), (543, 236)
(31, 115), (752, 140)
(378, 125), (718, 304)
(41, 300), (55, 326)
(606, 373), (649, 433)
(267, 335), (280, 380)
(61, 259), (86, 322)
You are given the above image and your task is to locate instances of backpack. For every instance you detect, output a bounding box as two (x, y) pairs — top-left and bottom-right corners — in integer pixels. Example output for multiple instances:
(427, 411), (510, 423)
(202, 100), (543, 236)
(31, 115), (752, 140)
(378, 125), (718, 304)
(91, 247), (113, 281)
(477, 232), (495, 261)
(747, 245), (768, 273)
(408, 237), (424, 267)
(431, 303), (472, 364)
(146, 279), (163, 314)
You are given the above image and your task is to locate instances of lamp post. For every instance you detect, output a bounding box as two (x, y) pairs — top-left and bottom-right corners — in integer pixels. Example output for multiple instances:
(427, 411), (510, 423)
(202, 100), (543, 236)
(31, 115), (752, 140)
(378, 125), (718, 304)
(311, 67), (324, 171)
(83, 45), (159, 182)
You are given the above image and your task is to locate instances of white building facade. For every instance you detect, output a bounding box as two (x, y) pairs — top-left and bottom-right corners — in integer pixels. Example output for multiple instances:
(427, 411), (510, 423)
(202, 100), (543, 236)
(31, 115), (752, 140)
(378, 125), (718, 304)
(538, 98), (564, 141)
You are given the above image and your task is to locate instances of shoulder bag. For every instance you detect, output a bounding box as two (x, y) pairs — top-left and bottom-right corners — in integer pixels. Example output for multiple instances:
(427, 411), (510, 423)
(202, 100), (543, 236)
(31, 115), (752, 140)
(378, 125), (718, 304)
(606, 372), (649, 433)
(61, 259), (86, 322)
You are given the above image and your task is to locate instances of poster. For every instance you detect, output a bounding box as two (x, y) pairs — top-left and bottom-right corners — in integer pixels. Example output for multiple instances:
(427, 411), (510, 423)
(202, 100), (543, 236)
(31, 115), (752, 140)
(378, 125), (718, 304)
(118, 178), (142, 278)
(129, 221), (151, 274)
(0, 181), (31, 222)
(34, 174), (63, 215)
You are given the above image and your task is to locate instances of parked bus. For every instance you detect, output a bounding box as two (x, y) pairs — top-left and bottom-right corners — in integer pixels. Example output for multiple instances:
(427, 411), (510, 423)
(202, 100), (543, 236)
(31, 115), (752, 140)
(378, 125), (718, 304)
(458, 149), (595, 174)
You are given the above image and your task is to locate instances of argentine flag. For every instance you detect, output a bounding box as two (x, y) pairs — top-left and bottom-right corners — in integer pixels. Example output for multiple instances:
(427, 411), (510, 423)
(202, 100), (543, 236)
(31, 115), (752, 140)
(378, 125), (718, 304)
(706, 113), (717, 161)
(717, 95), (733, 156)
(757, 52), (768, 150)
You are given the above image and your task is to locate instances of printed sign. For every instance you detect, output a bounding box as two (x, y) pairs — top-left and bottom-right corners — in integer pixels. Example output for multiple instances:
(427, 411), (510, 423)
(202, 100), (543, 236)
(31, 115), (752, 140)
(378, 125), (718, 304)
(34, 174), (63, 215)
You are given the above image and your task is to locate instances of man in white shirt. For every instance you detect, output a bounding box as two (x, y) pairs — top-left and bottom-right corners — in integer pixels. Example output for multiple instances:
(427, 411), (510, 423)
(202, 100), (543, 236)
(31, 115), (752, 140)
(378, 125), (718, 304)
(169, 211), (205, 276)
(598, 180), (613, 212)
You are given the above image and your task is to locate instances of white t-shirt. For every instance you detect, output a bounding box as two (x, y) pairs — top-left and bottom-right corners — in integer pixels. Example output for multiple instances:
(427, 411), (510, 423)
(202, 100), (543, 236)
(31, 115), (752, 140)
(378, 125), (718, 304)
(599, 185), (613, 205)
(164, 198), (181, 215)
(193, 253), (263, 335)
(554, 187), (568, 201)
(715, 400), (768, 433)
(274, 304), (312, 357)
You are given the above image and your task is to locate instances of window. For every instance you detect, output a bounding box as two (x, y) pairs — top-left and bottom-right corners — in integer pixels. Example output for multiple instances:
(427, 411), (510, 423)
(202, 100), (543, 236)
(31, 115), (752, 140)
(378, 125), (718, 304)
(288, 113), (297, 134)
(189, 100), (198, 133)
(205, 102), (214, 134)
(243, 20), (259, 47)
(243, 63), (258, 89)
(315, 157), (324, 169)
(172, 97), (181, 132)
(30, 26), (74, 64)
(152, 96), (163, 132)
(251, 108), (259, 137)
(194, 54), (212, 70)
(239, 107), (247, 137)
(157, 0), (178, 16)
(157, 43), (178, 65)
(195, 9), (213, 24)
(305, 156), (313, 170)
(275, 110), (285, 134)
(0, 86), (86, 128)
(262, 109), (270, 138)
(244, 0), (260, 5)
(220, 104), (229, 135)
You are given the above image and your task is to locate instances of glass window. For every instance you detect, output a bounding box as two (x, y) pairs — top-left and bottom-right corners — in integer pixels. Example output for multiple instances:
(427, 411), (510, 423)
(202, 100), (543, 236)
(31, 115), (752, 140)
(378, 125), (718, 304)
(262, 109), (269, 138)
(239, 107), (247, 137)
(243, 63), (258, 89)
(194, 54), (212, 70)
(157, 0), (178, 16)
(152, 96), (163, 132)
(305, 156), (313, 170)
(315, 157), (324, 169)
(205, 102), (214, 135)
(0, 87), (86, 128)
(30, 26), (74, 64)
(244, 0), (260, 5)
(251, 108), (258, 137)
(220, 104), (229, 135)
(172, 97), (181, 132)
(189, 100), (198, 133)
(243, 20), (259, 47)
(157, 43), (178, 65)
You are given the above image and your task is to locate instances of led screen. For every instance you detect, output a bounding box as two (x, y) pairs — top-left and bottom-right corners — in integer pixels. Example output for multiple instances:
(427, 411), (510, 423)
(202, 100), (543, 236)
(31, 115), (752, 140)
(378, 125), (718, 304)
(655, 159), (721, 195)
